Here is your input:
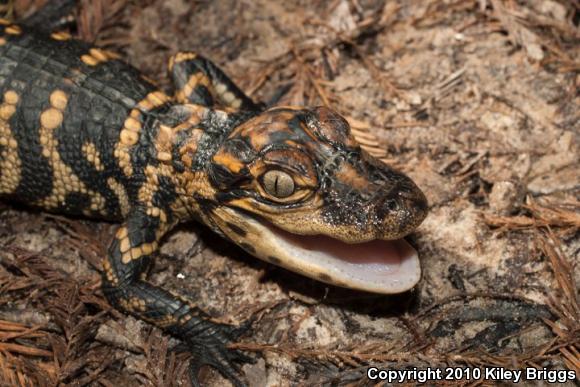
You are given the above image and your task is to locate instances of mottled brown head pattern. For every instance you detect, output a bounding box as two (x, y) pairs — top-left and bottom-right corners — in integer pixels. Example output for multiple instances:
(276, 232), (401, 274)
(207, 106), (428, 242)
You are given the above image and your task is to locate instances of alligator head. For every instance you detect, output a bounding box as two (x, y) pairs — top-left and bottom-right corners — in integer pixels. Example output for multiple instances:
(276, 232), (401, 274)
(203, 106), (428, 293)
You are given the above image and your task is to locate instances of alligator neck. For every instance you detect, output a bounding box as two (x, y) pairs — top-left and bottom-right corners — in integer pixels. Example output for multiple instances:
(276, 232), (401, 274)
(153, 104), (255, 223)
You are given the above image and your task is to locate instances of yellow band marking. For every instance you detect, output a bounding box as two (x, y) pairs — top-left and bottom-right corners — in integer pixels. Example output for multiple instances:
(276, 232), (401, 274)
(5, 25), (21, 35)
(168, 52), (197, 71)
(0, 90), (21, 194)
(80, 48), (120, 67)
(81, 142), (104, 171)
(120, 241), (158, 264)
(37, 90), (106, 214)
(40, 108), (63, 130)
(114, 91), (171, 176)
(0, 103), (15, 120)
(89, 48), (109, 62)
(102, 258), (119, 285)
(107, 178), (130, 217)
(51, 31), (72, 41)
(80, 54), (99, 66)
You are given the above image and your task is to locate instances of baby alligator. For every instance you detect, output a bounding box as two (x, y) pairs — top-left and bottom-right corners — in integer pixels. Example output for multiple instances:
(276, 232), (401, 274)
(0, 14), (428, 387)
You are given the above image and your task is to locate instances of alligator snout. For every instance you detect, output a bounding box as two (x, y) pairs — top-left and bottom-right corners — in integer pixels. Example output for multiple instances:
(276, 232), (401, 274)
(371, 173), (428, 240)
(320, 149), (428, 242)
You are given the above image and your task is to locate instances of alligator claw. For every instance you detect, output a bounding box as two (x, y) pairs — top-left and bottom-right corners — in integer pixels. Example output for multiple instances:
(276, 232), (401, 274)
(231, 314), (257, 338)
(187, 320), (255, 387)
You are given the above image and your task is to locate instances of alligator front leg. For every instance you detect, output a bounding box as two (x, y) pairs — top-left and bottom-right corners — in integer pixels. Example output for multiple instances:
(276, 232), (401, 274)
(101, 206), (252, 386)
(169, 52), (263, 112)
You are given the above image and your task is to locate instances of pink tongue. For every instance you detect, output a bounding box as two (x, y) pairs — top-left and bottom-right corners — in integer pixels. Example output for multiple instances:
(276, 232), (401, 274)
(284, 232), (406, 267)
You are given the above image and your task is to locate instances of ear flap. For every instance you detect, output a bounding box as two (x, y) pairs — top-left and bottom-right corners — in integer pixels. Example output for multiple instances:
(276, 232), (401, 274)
(209, 138), (255, 189)
(207, 162), (242, 189)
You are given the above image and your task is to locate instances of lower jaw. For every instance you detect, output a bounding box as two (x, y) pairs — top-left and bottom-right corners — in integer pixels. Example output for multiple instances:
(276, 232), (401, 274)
(219, 208), (422, 294)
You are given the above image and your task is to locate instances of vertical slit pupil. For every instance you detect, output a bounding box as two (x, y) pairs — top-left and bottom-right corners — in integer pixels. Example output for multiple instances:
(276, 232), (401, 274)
(274, 175), (280, 195)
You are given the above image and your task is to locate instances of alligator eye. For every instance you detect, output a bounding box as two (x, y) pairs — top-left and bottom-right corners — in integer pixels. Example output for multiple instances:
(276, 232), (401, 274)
(262, 170), (295, 198)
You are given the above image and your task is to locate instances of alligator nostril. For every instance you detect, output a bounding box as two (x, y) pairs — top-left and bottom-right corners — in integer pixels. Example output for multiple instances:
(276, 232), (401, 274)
(383, 199), (398, 212)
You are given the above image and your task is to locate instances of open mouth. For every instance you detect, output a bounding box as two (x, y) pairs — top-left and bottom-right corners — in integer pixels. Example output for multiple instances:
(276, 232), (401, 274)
(213, 207), (421, 294)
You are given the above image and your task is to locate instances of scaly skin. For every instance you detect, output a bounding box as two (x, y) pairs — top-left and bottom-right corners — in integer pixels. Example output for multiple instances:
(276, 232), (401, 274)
(0, 20), (428, 386)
